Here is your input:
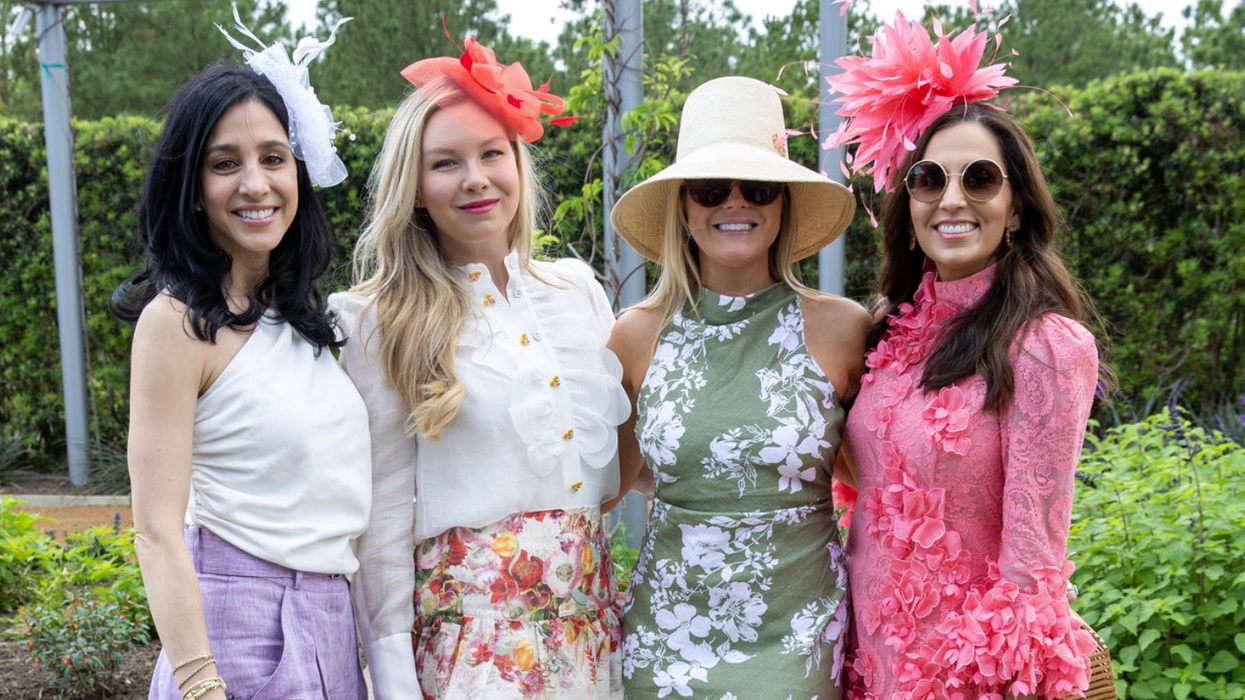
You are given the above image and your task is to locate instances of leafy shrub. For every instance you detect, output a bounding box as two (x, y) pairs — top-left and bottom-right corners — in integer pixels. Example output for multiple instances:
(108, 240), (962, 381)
(0, 496), (58, 613)
(0, 432), (28, 473)
(31, 526), (154, 636)
(11, 594), (150, 697)
(1069, 409), (1245, 699)
(608, 521), (640, 594)
(1020, 69), (1245, 418)
(5, 524), (153, 696)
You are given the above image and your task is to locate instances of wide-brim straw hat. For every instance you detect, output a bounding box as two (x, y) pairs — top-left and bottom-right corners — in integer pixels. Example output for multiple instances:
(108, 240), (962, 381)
(611, 76), (856, 262)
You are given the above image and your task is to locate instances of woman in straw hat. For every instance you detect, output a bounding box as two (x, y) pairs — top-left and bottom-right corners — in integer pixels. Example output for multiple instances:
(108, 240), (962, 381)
(825, 13), (1105, 700)
(330, 36), (627, 700)
(608, 75), (868, 699)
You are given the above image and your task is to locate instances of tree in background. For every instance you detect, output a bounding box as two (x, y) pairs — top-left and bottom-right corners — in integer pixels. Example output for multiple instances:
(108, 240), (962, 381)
(1001, 0), (1179, 87)
(310, 0), (555, 109)
(1183, 0), (1245, 69)
(0, 0), (286, 121)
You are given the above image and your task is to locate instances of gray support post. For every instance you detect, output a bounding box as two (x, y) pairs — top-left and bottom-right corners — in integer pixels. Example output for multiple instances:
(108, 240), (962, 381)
(602, 0), (646, 308)
(36, 1), (91, 485)
(602, 0), (647, 549)
(818, 0), (848, 296)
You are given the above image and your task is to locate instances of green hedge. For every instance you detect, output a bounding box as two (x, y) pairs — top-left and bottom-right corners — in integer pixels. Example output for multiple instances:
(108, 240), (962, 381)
(1, 69), (1243, 466)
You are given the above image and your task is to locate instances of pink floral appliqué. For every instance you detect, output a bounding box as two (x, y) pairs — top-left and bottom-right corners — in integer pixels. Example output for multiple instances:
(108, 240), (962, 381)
(922, 386), (972, 455)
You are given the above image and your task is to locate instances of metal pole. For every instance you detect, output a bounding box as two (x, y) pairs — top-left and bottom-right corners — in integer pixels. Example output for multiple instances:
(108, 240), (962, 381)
(603, 0), (647, 549)
(602, 0), (646, 309)
(36, 1), (91, 485)
(818, 0), (847, 296)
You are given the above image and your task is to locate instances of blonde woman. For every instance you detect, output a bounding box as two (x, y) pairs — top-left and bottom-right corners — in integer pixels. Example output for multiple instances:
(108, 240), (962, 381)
(607, 77), (868, 699)
(331, 38), (627, 700)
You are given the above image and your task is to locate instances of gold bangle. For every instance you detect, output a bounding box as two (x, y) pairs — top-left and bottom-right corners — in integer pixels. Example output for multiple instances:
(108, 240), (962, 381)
(172, 652), (214, 674)
(176, 658), (218, 690)
(181, 676), (226, 700)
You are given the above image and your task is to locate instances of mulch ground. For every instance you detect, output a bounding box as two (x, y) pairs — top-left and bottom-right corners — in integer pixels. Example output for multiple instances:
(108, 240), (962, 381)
(0, 632), (160, 699)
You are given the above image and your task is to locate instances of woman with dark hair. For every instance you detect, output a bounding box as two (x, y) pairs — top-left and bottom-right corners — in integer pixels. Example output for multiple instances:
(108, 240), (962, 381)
(114, 18), (369, 700)
(826, 13), (1105, 700)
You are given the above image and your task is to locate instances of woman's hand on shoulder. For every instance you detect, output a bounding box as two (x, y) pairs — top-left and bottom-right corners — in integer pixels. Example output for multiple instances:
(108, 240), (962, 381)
(801, 293), (872, 404)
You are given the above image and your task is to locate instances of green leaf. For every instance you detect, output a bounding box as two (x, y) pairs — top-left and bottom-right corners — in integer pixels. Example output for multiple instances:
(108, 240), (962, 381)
(1138, 629), (1162, 651)
(1235, 633), (1245, 656)
(1207, 650), (1240, 674)
(1173, 644), (1194, 664)
(1174, 682), (1192, 700)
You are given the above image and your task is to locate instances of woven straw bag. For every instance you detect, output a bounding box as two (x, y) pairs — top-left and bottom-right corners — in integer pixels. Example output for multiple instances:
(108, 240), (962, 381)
(1072, 624), (1118, 700)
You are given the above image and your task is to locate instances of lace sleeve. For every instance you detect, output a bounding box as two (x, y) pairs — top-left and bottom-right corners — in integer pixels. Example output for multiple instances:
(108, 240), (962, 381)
(998, 314), (1098, 589)
(330, 293), (419, 697)
(923, 315), (1101, 700)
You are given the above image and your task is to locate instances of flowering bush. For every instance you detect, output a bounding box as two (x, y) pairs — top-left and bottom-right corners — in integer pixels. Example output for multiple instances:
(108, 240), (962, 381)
(1069, 409), (1245, 699)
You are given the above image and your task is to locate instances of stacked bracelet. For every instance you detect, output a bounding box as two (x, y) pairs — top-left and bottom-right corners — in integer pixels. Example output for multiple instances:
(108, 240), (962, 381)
(172, 653), (217, 691)
(172, 652), (213, 674)
(181, 676), (226, 700)
(177, 658), (218, 690)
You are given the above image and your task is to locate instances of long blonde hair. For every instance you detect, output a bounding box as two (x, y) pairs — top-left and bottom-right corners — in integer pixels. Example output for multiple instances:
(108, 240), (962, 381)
(351, 78), (544, 439)
(634, 186), (816, 324)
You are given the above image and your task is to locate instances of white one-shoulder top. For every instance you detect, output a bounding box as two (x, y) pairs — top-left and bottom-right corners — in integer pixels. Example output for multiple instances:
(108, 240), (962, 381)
(186, 312), (371, 575)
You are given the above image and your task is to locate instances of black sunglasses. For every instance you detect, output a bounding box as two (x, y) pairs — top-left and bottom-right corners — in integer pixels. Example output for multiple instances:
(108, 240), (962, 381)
(683, 180), (785, 208)
(904, 159), (1009, 203)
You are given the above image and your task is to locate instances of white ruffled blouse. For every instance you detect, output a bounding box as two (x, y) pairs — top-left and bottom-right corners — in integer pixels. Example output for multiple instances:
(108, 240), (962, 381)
(329, 251), (629, 697)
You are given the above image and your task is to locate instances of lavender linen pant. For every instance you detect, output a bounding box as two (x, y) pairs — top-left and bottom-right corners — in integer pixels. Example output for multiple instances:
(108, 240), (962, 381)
(149, 527), (366, 700)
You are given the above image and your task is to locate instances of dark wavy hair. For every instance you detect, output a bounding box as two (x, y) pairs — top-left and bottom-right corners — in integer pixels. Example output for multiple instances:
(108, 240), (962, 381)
(112, 63), (340, 353)
(870, 102), (1107, 412)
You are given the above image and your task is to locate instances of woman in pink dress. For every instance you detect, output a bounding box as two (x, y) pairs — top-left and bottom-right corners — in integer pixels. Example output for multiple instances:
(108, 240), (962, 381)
(826, 13), (1105, 700)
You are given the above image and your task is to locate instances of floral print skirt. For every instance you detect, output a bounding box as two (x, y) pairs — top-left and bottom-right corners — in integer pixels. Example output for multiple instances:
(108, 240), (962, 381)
(412, 507), (623, 700)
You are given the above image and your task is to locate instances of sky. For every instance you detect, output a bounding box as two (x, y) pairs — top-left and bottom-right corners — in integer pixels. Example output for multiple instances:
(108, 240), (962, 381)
(284, 0), (1194, 40)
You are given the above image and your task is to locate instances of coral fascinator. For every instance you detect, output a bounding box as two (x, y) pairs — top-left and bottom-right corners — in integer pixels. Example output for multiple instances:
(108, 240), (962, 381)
(401, 37), (576, 144)
(825, 12), (1018, 193)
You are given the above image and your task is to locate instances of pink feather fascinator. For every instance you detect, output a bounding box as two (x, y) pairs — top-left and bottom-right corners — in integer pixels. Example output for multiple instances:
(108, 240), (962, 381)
(825, 12), (1018, 192)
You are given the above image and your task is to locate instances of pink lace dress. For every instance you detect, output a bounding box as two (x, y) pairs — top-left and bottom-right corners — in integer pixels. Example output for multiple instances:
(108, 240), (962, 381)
(841, 264), (1100, 700)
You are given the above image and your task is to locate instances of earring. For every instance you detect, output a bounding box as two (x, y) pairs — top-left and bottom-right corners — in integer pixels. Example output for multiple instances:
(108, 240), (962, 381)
(1005, 221), (1018, 247)
(414, 197), (424, 209)
(194, 203), (203, 212)
(908, 228), (916, 251)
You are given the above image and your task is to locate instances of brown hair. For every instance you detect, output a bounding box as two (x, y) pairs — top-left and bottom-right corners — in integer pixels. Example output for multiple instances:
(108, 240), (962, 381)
(870, 102), (1107, 412)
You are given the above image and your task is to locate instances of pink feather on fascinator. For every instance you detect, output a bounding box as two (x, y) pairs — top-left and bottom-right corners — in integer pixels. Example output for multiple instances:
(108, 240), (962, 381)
(825, 11), (1018, 192)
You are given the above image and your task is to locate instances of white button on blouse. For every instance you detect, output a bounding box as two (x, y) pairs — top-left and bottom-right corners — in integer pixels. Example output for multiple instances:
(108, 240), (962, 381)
(329, 252), (628, 698)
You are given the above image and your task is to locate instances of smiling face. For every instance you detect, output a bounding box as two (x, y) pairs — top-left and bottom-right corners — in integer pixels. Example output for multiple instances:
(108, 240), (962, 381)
(419, 100), (520, 261)
(683, 182), (784, 290)
(199, 99), (298, 268)
(910, 121), (1020, 281)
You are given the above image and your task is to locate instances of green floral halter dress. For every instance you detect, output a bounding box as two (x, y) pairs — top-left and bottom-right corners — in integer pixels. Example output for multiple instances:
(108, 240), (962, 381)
(621, 283), (849, 700)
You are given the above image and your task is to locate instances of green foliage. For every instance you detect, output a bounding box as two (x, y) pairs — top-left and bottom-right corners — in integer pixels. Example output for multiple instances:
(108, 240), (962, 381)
(608, 521), (640, 594)
(0, 497), (58, 613)
(2, 518), (152, 696)
(1018, 69), (1245, 416)
(1, 1), (288, 122)
(4, 69), (1245, 461)
(999, 0), (1179, 89)
(0, 432), (28, 473)
(11, 594), (150, 697)
(1069, 410), (1245, 699)
(310, 0), (557, 109)
(1183, 0), (1245, 70)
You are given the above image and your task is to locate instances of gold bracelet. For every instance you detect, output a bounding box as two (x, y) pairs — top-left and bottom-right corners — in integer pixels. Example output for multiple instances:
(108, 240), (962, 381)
(171, 652), (214, 674)
(181, 677), (226, 700)
(176, 658), (218, 691)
